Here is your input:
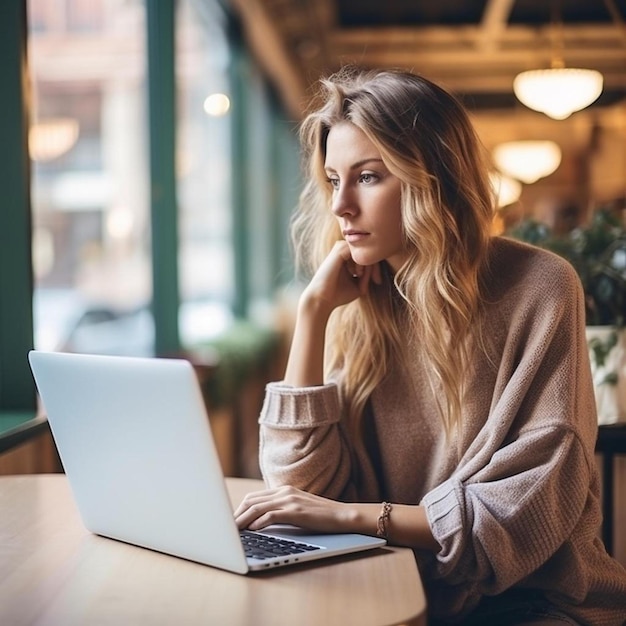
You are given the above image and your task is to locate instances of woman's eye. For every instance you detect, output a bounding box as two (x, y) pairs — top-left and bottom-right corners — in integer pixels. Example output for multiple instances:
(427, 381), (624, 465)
(359, 172), (378, 184)
(326, 177), (340, 190)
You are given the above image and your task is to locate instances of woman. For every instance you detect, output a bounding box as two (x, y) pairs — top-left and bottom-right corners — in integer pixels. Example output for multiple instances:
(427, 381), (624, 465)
(234, 68), (626, 624)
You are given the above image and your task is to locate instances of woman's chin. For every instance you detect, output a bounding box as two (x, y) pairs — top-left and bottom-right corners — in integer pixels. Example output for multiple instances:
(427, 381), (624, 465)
(349, 251), (381, 268)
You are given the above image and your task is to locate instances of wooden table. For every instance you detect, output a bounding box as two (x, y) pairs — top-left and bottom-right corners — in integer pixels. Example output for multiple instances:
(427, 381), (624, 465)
(0, 475), (426, 626)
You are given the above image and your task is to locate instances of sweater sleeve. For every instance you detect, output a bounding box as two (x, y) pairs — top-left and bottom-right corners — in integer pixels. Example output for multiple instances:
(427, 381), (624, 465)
(258, 382), (355, 498)
(420, 251), (600, 602)
(422, 426), (592, 592)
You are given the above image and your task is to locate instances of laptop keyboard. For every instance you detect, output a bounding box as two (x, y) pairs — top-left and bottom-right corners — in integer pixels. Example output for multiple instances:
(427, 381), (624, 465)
(240, 530), (322, 561)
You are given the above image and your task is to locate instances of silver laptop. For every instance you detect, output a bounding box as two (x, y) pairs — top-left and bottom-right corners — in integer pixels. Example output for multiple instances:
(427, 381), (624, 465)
(28, 350), (385, 574)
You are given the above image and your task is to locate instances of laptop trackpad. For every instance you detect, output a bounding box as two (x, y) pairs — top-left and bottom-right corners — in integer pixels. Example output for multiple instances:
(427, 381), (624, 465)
(260, 524), (385, 551)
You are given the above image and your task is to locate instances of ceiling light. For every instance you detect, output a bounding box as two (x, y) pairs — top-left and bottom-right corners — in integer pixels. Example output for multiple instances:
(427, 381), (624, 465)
(512, 0), (605, 121)
(493, 140), (562, 184)
(513, 66), (604, 120)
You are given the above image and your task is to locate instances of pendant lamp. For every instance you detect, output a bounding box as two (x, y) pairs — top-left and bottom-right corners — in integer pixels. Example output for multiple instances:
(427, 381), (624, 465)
(493, 140), (562, 184)
(513, 0), (604, 120)
(513, 62), (603, 120)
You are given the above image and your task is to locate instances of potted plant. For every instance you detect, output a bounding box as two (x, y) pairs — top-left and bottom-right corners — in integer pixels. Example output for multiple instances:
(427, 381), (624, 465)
(507, 206), (626, 424)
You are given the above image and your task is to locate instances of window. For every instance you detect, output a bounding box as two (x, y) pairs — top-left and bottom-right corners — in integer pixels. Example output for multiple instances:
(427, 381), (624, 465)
(0, 0), (301, 411)
(28, 0), (153, 356)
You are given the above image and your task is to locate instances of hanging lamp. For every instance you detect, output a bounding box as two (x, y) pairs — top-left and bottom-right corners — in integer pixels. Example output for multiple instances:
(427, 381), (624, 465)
(493, 140), (562, 184)
(513, 62), (603, 120)
(513, 0), (604, 120)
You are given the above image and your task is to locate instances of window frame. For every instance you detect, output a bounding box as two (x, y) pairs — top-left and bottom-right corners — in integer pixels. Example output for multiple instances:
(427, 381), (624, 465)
(0, 0), (36, 412)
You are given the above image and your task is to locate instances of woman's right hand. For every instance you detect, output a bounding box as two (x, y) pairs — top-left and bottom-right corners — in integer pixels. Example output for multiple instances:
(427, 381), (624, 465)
(283, 241), (382, 387)
(284, 241), (382, 387)
(300, 241), (382, 317)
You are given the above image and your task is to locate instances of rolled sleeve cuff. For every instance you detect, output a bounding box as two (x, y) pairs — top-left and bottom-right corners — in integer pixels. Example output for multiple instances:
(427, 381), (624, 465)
(259, 381), (341, 429)
(421, 478), (464, 554)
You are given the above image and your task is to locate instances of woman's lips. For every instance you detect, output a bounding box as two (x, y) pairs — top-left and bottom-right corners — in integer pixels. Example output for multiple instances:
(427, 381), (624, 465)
(343, 230), (369, 243)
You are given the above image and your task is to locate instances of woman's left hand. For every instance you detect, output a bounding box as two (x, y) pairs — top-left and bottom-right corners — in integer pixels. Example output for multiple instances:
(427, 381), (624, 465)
(234, 485), (356, 533)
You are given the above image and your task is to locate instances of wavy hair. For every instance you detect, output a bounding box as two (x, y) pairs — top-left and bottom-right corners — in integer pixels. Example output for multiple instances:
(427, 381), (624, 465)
(291, 67), (495, 436)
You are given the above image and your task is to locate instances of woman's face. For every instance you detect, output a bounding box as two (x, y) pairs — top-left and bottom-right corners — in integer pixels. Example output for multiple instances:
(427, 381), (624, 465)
(324, 122), (406, 272)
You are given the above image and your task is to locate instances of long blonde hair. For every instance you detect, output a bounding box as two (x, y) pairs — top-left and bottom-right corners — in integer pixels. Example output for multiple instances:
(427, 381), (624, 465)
(292, 67), (495, 435)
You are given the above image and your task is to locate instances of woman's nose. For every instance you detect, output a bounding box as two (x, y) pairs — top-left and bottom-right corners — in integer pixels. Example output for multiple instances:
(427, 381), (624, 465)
(331, 185), (358, 217)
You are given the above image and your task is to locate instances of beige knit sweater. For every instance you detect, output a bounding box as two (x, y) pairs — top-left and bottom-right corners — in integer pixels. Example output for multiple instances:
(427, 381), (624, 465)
(258, 237), (626, 625)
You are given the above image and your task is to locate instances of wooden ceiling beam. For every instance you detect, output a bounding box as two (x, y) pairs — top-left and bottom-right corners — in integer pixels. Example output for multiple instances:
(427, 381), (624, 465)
(227, 0), (626, 115)
(227, 0), (309, 118)
(332, 45), (625, 68)
(330, 24), (626, 48)
(329, 23), (626, 93)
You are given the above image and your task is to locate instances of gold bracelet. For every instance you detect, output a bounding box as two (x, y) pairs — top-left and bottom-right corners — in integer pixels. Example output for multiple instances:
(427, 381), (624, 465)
(376, 501), (392, 539)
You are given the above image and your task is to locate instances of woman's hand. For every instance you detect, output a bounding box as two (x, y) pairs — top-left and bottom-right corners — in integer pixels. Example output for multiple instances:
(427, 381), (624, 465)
(301, 240), (382, 317)
(235, 485), (440, 551)
(283, 241), (382, 387)
(234, 485), (359, 534)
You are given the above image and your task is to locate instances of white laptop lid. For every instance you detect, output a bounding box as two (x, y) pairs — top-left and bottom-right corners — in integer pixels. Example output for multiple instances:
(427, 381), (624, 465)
(28, 351), (385, 574)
